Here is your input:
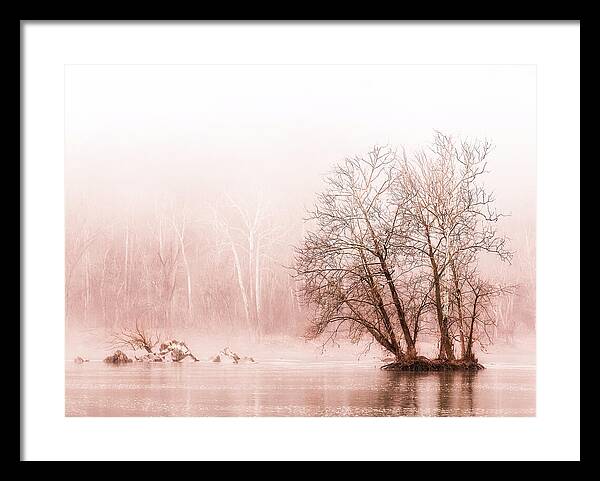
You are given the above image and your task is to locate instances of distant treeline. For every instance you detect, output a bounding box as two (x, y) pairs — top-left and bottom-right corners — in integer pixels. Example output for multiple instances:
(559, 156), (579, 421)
(65, 134), (535, 349)
(65, 192), (305, 339)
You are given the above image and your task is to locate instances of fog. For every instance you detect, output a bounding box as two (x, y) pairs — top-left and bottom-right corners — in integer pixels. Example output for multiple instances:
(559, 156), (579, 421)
(65, 65), (536, 359)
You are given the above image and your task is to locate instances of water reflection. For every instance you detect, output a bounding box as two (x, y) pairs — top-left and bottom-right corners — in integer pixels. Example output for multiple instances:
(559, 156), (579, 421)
(376, 371), (422, 414)
(435, 371), (474, 416)
(66, 362), (534, 417)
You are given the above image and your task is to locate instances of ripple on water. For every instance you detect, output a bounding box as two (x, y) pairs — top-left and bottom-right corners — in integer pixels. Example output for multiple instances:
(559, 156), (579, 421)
(65, 362), (535, 417)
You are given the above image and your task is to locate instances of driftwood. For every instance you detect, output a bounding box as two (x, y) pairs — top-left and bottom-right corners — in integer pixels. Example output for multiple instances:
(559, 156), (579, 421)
(108, 326), (200, 363)
(132, 340), (200, 362)
(158, 340), (200, 362)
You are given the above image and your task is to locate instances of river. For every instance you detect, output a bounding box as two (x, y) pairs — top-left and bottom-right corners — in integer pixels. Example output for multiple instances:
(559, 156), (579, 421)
(65, 360), (535, 416)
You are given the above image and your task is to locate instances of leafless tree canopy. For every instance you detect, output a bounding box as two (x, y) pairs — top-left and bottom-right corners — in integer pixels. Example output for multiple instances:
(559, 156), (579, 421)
(109, 322), (161, 353)
(294, 132), (514, 362)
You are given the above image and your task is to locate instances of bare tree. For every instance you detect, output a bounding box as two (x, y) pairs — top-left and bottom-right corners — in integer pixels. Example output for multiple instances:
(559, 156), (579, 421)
(109, 321), (161, 353)
(65, 208), (103, 327)
(171, 206), (194, 327)
(212, 195), (288, 341)
(152, 200), (181, 330)
(294, 147), (417, 361)
(393, 132), (511, 359)
(295, 134), (514, 366)
(462, 276), (514, 360)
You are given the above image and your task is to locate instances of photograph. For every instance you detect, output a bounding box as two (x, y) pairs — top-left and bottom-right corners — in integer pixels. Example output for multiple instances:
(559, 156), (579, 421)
(21, 21), (580, 461)
(64, 64), (536, 417)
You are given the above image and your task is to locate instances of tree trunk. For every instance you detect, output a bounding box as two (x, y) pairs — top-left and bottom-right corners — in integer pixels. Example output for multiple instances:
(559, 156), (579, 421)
(254, 236), (261, 339)
(358, 206), (416, 357)
(175, 220), (193, 326)
(465, 292), (480, 360)
(425, 228), (455, 360)
(450, 260), (466, 358)
(359, 250), (404, 360)
(230, 236), (253, 336)
(124, 221), (129, 322)
(378, 255), (416, 358)
(84, 249), (90, 326)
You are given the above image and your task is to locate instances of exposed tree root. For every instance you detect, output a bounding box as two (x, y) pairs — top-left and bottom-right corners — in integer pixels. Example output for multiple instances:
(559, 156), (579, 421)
(381, 356), (484, 371)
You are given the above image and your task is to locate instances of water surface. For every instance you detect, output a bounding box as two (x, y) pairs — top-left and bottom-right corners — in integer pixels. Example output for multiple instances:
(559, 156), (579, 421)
(65, 360), (535, 416)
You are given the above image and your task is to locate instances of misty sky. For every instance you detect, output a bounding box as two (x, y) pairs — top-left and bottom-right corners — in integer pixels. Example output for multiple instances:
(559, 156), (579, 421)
(65, 64), (536, 251)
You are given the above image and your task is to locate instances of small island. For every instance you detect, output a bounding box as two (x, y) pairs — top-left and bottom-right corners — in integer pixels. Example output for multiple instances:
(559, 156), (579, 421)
(292, 134), (514, 370)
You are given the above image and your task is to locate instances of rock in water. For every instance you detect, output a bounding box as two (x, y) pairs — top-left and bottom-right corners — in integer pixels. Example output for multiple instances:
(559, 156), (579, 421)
(209, 348), (255, 364)
(136, 352), (163, 362)
(103, 350), (132, 364)
(158, 339), (199, 362)
(73, 356), (88, 364)
(179, 354), (198, 363)
(170, 347), (187, 362)
(211, 348), (237, 364)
